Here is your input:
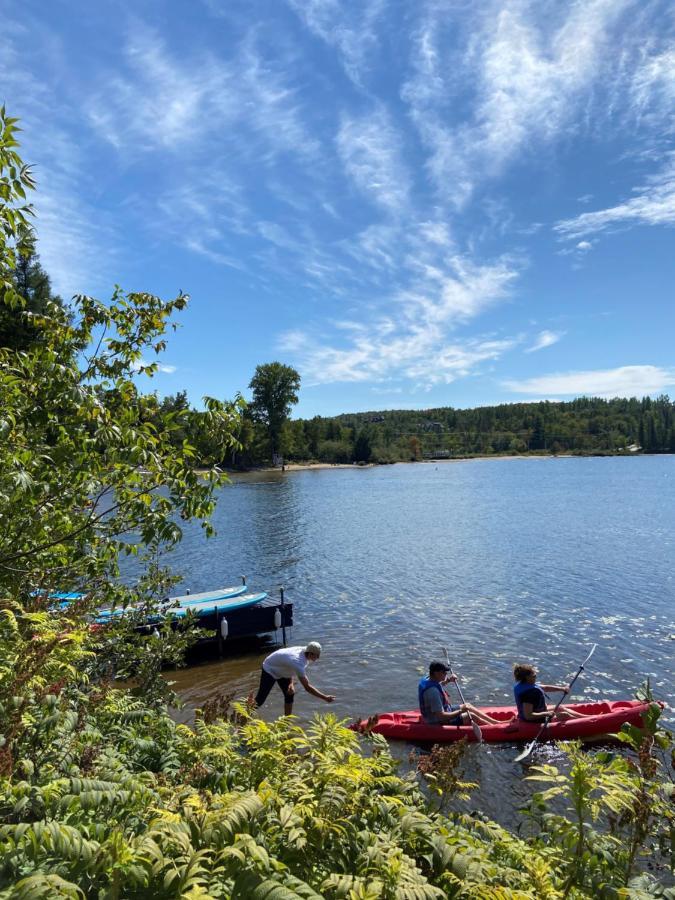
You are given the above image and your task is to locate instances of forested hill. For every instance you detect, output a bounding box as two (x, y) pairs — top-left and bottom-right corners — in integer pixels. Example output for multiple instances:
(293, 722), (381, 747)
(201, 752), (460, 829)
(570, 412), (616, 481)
(280, 395), (675, 464)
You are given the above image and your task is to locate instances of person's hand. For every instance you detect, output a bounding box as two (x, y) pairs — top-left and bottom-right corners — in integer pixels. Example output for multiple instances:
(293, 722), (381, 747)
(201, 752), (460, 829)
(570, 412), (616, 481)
(324, 695), (336, 703)
(555, 709), (573, 720)
(444, 674), (458, 683)
(287, 683), (295, 695)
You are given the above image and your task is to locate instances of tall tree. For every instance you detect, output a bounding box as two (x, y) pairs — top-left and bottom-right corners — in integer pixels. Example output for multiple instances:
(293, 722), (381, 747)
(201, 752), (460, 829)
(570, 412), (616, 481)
(248, 362), (301, 461)
(353, 428), (372, 463)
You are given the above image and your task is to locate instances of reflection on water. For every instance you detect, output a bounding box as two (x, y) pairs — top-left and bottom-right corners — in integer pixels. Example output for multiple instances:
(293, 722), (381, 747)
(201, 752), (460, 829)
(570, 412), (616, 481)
(161, 456), (675, 826)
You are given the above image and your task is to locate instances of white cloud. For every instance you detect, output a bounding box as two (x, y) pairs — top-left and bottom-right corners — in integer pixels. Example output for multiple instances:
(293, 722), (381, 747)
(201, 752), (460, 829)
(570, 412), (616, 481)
(402, 0), (632, 203)
(576, 240), (593, 251)
(0, 23), (117, 298)
(287, 0), (388, 86)
(33, 181), (118, 299)
(279, 245), (520, 386)
(133, 359), (177, 374)
(504, 365), (675, 398)
(629, 44), (675, 127)
(525, 330), (565, 353)
(554, 156), (675, 238)
(86, 25), (319, 162)
(337, 109), (411, 213)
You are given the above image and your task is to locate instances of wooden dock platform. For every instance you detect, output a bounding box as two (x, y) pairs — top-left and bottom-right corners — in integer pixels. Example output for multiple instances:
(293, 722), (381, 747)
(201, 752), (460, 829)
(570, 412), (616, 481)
(180, 591), (294, 654)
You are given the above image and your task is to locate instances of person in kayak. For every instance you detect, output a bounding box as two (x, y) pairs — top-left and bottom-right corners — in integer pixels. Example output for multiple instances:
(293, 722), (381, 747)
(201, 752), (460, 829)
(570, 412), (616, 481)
(419, 661), (501, 726)
(248, 641), (335, 716)
(513, 663), (589, 722)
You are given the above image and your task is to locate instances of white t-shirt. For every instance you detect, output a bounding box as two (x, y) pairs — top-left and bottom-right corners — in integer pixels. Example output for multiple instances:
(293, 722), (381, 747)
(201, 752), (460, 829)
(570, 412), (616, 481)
(262, 646), (309, 680)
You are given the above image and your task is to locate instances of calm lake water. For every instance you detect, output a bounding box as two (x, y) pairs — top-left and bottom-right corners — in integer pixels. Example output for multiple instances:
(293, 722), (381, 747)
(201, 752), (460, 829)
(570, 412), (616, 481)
(164, 456), (675, 825)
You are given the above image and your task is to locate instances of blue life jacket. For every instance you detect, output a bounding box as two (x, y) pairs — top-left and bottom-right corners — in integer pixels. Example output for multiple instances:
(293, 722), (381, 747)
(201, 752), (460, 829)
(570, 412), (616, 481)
(418, 677), (451, 719)
(514, 681), (547, 720)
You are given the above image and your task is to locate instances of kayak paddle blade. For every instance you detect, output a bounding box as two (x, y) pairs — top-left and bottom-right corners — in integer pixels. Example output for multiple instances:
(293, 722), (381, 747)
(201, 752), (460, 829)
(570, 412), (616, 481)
(471, 719), (483, 743)
(514, 741), (535, 763)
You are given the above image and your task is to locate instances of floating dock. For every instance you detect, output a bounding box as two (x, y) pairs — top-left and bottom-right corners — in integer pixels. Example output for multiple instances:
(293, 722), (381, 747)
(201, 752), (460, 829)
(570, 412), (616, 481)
(51, 579), (294, 655)
(188, 591), (294, 654)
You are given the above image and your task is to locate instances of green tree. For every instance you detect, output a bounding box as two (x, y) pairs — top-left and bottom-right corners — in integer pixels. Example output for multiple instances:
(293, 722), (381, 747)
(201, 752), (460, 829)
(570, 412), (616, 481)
(0, 247), (66, 350)
(0, 112), (244, 742)
(353, 428), (372, 463)
(0, 107), (38, 339)
(248, 361), (301, 461)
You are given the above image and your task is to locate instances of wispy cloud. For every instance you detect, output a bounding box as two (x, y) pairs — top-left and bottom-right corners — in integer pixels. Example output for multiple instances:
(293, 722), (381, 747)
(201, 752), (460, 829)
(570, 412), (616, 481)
(337, 109), (411, 213)
(504, 365), (675, 398)
(86, 24), (319, 162)
(279, 243), (519, 386)
(0, 20), (117, 297)
(403, 0), (632, 203)
(526, 330), (565, 353)
(554, 155), (675, 238)
(287, 0), (388, 86)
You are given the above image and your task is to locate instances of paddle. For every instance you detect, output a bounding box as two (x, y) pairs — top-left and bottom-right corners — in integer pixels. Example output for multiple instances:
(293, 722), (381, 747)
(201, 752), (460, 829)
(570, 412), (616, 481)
(441, 647), (483, 744)
(514, 643), (597, 764)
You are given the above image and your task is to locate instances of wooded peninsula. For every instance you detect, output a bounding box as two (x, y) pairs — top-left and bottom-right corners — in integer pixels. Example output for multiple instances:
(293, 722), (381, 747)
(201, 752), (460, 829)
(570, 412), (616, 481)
(159, 389), (675, 469)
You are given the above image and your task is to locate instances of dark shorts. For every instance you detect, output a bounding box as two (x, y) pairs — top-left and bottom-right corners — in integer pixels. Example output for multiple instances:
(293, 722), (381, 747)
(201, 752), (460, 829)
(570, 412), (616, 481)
(254, 669), (294, 707)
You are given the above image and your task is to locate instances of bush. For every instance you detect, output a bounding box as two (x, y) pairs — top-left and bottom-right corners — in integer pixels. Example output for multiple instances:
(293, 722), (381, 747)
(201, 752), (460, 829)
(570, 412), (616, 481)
(317, 440), (353, 464)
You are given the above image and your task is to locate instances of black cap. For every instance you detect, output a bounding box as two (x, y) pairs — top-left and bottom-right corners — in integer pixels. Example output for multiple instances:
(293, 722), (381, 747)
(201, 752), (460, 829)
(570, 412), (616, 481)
(429, 660), (449, 675)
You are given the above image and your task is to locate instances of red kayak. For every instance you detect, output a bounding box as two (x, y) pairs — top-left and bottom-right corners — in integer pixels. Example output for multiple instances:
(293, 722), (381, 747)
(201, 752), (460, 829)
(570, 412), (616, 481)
(352, 700), (656, 743)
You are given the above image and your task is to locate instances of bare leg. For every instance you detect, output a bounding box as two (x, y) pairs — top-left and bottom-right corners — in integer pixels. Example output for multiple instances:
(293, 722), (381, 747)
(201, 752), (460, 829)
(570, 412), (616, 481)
(556, 707), (590, 720)
(464, 704), (501, 725)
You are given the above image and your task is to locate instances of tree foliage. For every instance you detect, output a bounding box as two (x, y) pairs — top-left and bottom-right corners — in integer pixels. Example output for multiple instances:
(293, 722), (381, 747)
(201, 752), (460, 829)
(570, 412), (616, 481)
(248, 362), (301, 460)
(153, 395), (675, 469)
(0, 110), (243, 754)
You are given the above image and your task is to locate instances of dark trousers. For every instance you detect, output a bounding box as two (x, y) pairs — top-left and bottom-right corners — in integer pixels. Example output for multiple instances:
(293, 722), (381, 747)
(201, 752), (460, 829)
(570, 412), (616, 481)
(254, 669), (294, 707)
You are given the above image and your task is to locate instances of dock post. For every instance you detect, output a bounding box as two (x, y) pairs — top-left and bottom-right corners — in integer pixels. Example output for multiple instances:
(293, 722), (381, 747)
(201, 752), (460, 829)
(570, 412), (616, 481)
(280, 587), (287, 647)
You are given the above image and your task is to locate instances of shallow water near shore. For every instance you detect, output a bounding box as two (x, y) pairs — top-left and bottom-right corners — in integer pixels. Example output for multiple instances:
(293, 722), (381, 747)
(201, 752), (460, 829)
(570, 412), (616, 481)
(161, 455), (674, 826)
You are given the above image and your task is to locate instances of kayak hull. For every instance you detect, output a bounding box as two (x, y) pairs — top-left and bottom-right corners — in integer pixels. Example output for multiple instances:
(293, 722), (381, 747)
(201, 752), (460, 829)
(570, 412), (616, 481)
(95, 590), (267, 623)
(352, 700), (656, 743)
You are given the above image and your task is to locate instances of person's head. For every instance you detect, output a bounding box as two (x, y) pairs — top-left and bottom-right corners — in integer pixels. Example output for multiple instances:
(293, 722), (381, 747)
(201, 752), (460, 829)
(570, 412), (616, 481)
(513, 663), (537, 684)
(428, 660), (449, 681)
(305, 641), (322, 662)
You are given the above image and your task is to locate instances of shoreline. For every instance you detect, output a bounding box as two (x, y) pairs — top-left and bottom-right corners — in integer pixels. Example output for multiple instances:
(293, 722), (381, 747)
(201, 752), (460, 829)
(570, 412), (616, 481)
(214, 450), (666, 476)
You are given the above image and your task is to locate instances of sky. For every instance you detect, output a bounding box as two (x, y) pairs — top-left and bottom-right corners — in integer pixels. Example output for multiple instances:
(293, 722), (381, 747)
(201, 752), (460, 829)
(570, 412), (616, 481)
(1, 0), (674, 417)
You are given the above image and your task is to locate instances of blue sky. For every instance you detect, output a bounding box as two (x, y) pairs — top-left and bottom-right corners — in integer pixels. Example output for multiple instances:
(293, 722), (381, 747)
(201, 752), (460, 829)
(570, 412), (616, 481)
(2, 0), (674, 417)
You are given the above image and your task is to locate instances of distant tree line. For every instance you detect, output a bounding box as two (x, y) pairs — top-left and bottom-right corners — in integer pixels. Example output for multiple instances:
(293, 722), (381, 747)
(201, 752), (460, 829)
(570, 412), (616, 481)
(307, 396), (675, 463)
(3, 250), (673, 470)
(148, 393), (674, 468)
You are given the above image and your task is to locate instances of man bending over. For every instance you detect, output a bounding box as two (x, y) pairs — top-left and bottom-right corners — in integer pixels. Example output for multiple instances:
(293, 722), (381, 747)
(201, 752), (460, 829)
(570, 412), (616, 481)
(249, 641), (335, 716)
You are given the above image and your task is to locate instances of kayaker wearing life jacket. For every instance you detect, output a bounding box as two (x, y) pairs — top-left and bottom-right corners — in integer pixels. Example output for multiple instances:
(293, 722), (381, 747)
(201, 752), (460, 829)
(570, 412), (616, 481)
(513, 663), (589, 722)
(419, 661), (501, 726)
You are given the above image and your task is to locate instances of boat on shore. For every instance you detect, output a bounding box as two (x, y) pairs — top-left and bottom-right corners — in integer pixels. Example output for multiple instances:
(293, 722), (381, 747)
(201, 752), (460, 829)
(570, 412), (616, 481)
(352, 700), (657, 743)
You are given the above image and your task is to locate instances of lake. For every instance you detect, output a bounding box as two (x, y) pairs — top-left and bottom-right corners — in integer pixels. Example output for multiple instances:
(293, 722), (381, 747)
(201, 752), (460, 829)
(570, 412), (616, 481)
(164, 455), (675, 824)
